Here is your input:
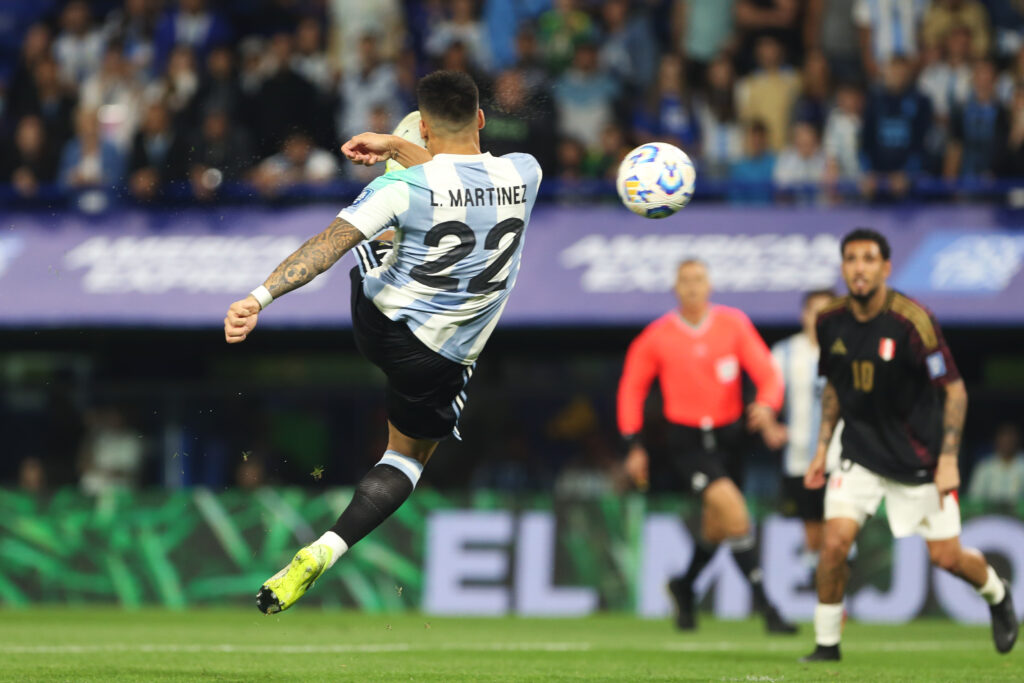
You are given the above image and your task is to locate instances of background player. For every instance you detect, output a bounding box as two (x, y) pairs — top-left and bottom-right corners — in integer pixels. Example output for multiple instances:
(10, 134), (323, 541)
(618, 259), (796, 634)
(767, 290), (843, 575)
(802, 228), (1018, 661)
(223, 70), (542, 614)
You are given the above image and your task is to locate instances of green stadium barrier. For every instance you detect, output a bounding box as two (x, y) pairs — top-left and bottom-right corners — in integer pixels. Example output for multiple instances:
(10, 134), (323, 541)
(1, 488), (1021, 623)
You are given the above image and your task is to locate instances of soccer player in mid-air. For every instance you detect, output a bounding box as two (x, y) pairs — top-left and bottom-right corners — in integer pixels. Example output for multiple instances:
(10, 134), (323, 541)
(618, 259), (797, 634)
(802, 228), (1018, 661)
(223, 71), (542, 614)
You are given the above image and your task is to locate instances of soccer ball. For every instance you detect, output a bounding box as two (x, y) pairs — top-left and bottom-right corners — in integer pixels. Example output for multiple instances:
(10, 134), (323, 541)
(616, 142), (696, 218)
(385, 111), (427, 173)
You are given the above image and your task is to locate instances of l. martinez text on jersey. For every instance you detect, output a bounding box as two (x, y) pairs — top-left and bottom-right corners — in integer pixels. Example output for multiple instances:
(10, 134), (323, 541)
(430, 185), (529, 208)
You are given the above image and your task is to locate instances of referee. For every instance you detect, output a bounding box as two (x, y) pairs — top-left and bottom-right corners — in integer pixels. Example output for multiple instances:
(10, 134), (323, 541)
(618, 259), (796, 633)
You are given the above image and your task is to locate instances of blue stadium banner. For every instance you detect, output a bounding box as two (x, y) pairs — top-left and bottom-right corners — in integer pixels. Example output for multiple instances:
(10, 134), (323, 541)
(2, 205), (1023, 326)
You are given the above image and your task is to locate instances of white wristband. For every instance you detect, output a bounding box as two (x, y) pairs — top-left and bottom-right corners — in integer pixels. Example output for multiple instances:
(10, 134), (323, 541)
(250, 285), (273, 310)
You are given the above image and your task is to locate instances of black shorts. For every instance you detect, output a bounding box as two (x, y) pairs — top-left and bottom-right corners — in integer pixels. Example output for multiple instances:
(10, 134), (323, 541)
(666, 421), (748, 495)
(350, 243), (473, 441)
(780, 476), (825, 521)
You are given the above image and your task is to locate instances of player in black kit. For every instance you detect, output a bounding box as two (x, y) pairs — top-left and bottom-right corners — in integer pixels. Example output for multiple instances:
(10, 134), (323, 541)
(801, 229), (1018, 662)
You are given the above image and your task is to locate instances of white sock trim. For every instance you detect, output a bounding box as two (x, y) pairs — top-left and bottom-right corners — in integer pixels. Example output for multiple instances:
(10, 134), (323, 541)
(978, 565), (1006, 605)
(378, 450), (424, 488)
(315, 531), (348, 569)
(814, 603), (844, 646)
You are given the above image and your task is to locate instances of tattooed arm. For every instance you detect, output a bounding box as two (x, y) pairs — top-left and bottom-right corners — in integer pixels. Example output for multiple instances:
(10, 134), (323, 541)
(935, 379), (968, 500)
(804, 380), (840, 489)
(224, 218), (365, 343)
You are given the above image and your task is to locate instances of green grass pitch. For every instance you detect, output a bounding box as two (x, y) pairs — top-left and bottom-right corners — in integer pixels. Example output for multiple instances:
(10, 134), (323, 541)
(0, 608), (1018, 682)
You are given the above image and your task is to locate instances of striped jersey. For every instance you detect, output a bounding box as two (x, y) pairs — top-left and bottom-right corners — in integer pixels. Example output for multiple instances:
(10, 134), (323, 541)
(772, 332), (843, 477)
(339, 152), (542, 364)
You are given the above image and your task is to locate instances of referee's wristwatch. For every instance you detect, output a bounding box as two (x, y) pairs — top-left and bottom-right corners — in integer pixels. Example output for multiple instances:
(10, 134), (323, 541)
(622, 433), (642, 450)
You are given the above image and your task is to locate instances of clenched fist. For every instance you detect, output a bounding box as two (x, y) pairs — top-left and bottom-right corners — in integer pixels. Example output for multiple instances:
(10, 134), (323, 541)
(224, 295), (261, 343)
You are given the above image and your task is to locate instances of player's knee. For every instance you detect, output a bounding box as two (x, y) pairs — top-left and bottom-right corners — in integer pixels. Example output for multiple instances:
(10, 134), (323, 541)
(928, 544), (960, 573)
(821, 534), (851, 566)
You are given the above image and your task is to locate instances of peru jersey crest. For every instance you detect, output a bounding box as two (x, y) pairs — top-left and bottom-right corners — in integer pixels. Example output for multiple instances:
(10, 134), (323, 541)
(878, 337), (895, 361)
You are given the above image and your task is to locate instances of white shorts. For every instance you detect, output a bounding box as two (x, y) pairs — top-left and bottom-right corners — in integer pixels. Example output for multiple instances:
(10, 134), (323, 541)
(824, 459), (961, 540)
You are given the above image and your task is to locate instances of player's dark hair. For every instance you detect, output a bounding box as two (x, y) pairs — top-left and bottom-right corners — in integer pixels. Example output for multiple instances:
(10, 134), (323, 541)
(802, 289), (835, 307)
(841, 228), (890, 261)
(417, 70), (479, 130)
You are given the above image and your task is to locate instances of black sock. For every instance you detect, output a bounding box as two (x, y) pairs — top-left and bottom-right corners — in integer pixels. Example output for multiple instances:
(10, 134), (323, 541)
(330, 464), (413, 547)
(728, 534), (769, 608)
(675, 539), (716, 586)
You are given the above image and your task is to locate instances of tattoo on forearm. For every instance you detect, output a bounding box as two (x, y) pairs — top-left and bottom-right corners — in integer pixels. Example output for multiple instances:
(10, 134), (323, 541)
(818, 382), (840, 446)
(940, 382), (968, 457)
(264, 218), (364, 298)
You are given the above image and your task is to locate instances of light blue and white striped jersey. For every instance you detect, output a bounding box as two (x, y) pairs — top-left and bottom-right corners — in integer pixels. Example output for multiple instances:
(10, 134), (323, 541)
(772, 332), (842, 477)
(339, 152), (542, 365)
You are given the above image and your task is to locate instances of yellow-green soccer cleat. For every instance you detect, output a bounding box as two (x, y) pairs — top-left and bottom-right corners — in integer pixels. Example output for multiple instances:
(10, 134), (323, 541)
(256, 544), (332, 614)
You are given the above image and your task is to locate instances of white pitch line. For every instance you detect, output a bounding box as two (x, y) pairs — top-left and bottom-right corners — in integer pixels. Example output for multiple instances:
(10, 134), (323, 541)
(0, 641), (986, 655)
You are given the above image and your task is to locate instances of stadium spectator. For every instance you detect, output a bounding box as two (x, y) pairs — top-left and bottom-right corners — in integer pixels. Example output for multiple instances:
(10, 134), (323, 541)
(144, 44), (199, 127)
(511, 24), (551, 96)
(823, 82), (865, 183)
(58, 107), (124, 191)
(1002, 89), (1024, 176)
(153, 0), (232, 72)
(291, 17), (333, 93)
(251, 131), (338, 196)
(853, 0), (928, 81)
(968, 423), (1024, 505)
(254, 32), (319, 156)
(2, 114), (60, 198)
(101, 0), (160, 77)
(918, 24), (973, 122)
(556, 136), (589, 182)
(18, 457), (46, 494)
(737, 36), (801, 151)
(792, 50), (832, 130)
(860, 57), (932, 199)
(337, 32), (398, 143)
(985, 0), (1024, 62)
(7, 23), (52, 116)
(327, 0), (404, 72)
(598, 0), (656, 94)
(553, 42), (620, 150)
(773, 121), (826, 202)
(192, 45), (245, 126)
(426, 0), (492, 74)
(53, 0), (106, 86)
(14, 56), (77, 148)
(804, 0), (860, 82)
(482, 69), (556, 171)
(945, 60), (1008, 179)
(997, 45), (1024, 105)
(729, 119), (775, 204)
(734, 0), (802, 75)
(537, 0), (596, 75)
(81, 41), (144, 151)
(79, 407), (145, 496)
(672, 0), (737, 90)
(696, 55), (744, 180)
(128, 101), (188, 201)
(922, 0), (991, 59)
(187, 108), (252, 200)
(585, 122), (632, 180)
(633, 54), (701, 154)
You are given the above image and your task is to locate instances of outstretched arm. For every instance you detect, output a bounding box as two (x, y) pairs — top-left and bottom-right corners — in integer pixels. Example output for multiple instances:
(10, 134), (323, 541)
(342, 133), (432, 168)
(224, 218), (365, 343)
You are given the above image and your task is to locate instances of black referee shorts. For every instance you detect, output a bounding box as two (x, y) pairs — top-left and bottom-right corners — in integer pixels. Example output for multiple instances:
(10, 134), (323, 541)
(780, 476), (825, 521)
(666, 420), (748, 495)
(349, 242), (473, 441)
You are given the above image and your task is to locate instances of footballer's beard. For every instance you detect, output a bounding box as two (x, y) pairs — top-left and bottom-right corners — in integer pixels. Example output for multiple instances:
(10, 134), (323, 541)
(848, 284), (878, 304)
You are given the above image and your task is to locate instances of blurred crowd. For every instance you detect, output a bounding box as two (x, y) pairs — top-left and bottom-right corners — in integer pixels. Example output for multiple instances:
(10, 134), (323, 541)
(4, 0), (1024, 206)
